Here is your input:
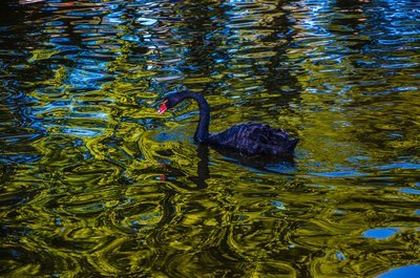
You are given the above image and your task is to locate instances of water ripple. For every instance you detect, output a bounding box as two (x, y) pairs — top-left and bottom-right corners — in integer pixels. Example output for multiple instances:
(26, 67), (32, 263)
(0, 0), (419, 276)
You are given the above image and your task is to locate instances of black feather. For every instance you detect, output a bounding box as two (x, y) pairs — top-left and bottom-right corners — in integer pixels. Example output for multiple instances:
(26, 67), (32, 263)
(209, 123), (298, 156)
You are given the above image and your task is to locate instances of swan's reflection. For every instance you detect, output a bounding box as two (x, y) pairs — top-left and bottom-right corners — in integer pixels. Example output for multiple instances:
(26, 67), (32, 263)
(190, 144), (210, 189)
(159, 143), (296, 190)
(192, 144), (297, 188)
(157, 144), (210, 190)
(210, 145), (297, 175)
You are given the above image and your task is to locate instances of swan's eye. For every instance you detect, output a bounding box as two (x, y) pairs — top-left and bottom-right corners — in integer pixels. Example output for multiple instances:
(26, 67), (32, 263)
(158, 100), (168, 114)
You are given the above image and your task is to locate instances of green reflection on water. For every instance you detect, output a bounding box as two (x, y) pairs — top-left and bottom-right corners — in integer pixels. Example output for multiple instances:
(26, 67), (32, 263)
(0, 0), (419, 277)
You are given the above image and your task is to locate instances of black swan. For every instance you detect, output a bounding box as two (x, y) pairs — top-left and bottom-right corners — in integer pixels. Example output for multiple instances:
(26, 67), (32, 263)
(158, 91), (298, 157)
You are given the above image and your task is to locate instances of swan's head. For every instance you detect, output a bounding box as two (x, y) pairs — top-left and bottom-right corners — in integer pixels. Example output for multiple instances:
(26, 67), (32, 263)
(158, 92), (185, 114)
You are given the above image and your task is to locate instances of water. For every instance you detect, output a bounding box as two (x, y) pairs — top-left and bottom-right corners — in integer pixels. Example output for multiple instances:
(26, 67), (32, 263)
(0, 0), (419, 276)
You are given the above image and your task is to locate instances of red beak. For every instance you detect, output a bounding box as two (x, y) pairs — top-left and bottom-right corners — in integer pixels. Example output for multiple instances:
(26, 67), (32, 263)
(158, 101), (168, 114)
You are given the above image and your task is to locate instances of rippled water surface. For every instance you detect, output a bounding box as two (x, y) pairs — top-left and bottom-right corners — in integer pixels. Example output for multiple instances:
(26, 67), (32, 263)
(0, 0), (419, 276)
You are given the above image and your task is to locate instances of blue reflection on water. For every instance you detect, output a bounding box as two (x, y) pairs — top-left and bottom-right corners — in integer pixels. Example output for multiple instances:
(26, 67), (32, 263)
(61, 127), (102, 137)
(271, 200), (286, 210)
(0, 154), (41, 165)
(335, 251), (346, 261)
(377, 162), (420, 171)
(363, 227), (399, 240)
(311, 169), (367, 178)
(378, 264), (420, 278)
(399, 188), (420, 195)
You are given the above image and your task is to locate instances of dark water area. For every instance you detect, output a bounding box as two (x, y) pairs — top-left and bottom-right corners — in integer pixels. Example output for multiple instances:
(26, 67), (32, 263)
(0, 0), (419, 276)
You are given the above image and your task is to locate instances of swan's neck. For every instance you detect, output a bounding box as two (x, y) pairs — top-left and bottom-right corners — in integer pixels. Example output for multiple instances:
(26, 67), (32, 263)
(182, 92), (210, 143)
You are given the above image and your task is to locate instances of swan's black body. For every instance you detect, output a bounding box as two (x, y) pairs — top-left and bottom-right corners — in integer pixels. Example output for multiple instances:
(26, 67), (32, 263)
(207, 123), (297, 156)
(159, 91), (298, 157)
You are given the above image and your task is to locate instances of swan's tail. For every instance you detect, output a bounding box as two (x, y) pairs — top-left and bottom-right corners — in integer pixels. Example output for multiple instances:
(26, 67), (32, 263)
(286, 138), (298, 152)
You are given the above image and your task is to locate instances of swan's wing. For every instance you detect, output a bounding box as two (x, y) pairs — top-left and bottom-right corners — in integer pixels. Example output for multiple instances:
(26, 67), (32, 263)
(245, 124), (297, 155)
(210, 123), (297, 156)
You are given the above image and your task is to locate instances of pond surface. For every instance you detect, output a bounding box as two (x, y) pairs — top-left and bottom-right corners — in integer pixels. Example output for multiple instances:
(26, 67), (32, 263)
(0, 0), (419, 277)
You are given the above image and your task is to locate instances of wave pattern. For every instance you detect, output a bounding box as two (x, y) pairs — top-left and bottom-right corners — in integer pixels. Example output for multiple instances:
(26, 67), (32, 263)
(0, 0), (419, 276)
